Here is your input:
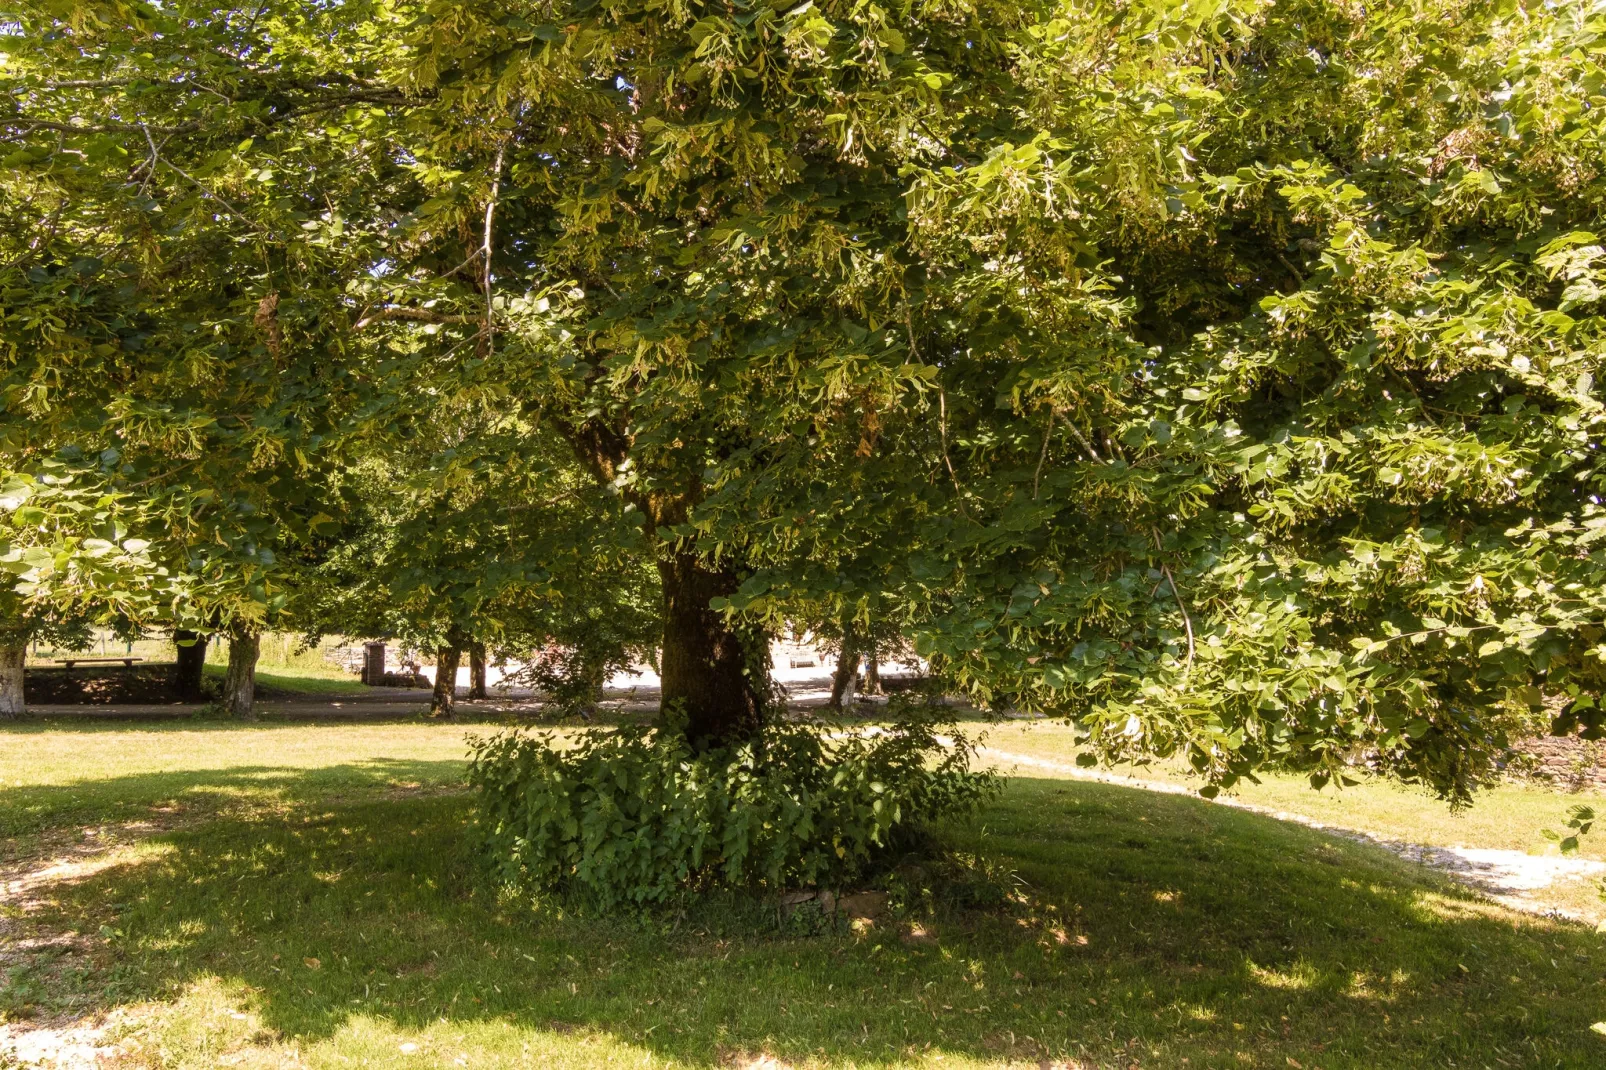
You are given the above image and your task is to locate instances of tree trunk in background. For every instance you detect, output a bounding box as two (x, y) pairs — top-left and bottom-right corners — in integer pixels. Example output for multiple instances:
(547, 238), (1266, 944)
(174, 629), (208, 700)
(223, 628), (259, 720)
(830, 625), (860, 709)
(863, 652), (881, 696)
(431, 644), (461, 719)
(469, 642), (487, 700)
(0, 643), (24, 719)
(657, 551), (766, 748)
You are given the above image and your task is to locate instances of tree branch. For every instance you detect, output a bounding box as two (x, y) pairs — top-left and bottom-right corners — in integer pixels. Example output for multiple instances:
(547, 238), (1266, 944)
(1154, 529), (1195, 675)
(141, 124), (267, 235)
(354, 307), (480, 329)
(1032, 408), (1055, 501)
(482, 141), (507, 357)
(1062, 413), (1196, 675)
(905, 307), (969, 519)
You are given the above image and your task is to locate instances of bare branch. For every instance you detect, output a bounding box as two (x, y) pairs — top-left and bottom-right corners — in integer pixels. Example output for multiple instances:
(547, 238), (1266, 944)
(1061, 413), (1196, 676)
(1059, 417), (1103, 464)
(140, 124), (267, 234)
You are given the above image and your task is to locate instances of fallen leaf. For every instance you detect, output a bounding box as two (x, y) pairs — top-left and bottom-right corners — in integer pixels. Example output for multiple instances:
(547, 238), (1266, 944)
(303, 957), (321, 970)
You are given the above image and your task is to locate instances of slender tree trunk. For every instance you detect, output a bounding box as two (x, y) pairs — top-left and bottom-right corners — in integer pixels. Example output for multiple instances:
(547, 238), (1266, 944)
(431, 644), (461, 719)
(0, 642), (25, 719)
(468, 642), (488, 700)
(657, 550), (766, 748)
(830, 625), (860, 709)
(223, 628), (259, 720)
(173, 629), (208, 701)
(863, 651), (881, 696)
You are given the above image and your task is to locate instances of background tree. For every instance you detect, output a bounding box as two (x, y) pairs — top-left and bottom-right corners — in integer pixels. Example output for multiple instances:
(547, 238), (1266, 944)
(2, 0), (414, 719)
(0, 458), (164, 716)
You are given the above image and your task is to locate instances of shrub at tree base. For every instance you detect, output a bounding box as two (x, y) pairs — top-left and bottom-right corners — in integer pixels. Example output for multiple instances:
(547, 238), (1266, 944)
(469, 721), (997, 912)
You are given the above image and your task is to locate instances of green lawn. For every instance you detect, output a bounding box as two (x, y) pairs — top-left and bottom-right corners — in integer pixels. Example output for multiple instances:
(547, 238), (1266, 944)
(2, 721), (1604, 1068)
(976, 722), (1606, 915)
(197, 664), (373, 698)
(979, 722), (1606, 851)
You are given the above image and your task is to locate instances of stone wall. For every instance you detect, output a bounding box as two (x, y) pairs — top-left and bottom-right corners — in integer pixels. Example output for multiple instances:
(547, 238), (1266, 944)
(1518, 734), (1606, 792)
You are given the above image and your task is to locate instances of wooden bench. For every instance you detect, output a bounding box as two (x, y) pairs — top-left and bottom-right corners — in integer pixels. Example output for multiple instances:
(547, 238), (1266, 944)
(54, 656), (145, 670)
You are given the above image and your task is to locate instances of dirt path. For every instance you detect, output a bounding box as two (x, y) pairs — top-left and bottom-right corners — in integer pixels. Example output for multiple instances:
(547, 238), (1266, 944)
(979, 744), (1606, 922)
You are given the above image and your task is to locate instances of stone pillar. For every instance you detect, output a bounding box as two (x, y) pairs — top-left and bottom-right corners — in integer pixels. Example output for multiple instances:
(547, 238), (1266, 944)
(362, 641), (387, 685)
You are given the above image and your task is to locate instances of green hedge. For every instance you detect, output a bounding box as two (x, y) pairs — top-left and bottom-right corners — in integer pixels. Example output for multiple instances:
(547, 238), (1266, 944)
(469, 719), (997, 911)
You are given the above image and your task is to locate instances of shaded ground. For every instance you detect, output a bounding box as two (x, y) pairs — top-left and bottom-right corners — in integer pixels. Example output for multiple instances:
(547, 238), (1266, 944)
(16, 663), (911, 718)
(21, 664), (378, 707)
(23, 666), (194, 706)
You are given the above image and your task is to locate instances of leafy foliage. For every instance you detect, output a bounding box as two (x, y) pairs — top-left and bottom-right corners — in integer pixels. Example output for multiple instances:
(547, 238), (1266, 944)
(468, 719), (997, 911)
(10, 0), (1606, 795)
(1544, 803), (1598, 857)
(0, 451), (165, 642)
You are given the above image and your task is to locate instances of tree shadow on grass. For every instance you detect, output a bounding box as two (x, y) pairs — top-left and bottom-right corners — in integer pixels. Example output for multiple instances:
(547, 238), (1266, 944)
(8, 773), (1606, 1068)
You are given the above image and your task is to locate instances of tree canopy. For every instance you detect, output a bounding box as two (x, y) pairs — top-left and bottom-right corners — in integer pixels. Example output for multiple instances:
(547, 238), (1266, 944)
(5, 0), (1606, 799)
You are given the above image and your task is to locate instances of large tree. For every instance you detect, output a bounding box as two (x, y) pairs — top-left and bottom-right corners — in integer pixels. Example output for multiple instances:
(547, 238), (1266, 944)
(386, 0), (1606, 790)
(10, 0), (1606, 802)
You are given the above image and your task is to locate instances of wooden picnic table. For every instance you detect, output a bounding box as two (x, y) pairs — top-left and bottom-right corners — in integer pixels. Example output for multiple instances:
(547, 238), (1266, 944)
(53, 656), (145, 670)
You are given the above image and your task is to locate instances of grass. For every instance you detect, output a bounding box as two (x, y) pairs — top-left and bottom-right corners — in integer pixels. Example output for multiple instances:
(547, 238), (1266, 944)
(976, 721), (1606, 921)
(203, 665), (374, 698)
(2, 720), (1605, 1068)
(0, 723), (477, 847)
(979, 721), (1605, 852)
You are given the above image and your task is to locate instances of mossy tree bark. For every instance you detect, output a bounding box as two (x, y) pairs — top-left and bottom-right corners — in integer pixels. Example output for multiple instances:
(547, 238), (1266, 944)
(223, 628), (259, 720)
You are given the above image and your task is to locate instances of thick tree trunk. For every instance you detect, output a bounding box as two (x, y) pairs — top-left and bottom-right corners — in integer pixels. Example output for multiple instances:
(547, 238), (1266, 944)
(223, 628), (259, 720)
(468, 642), (487, 700)
(173, 629), (208, 701)
(657, 551), (766, 748)
(431, 644), (461, 719)
(0, 643), (25, 719)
